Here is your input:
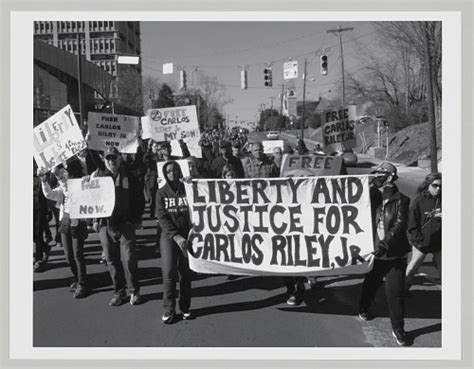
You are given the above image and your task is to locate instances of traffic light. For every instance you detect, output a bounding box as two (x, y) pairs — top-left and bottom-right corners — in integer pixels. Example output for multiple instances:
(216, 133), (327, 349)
(241, 70), (247, 90)
(320, 55), (328, 75)
(179, 70), (187, 90)
(264, 68), (272, 87)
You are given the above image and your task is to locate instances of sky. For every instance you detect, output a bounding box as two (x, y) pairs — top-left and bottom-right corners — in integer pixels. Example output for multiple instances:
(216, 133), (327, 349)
(140, 21), (379, 122)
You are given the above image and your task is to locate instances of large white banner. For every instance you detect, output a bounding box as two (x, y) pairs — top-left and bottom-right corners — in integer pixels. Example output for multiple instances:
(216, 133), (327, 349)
(184, 176), (374, 276)
(320, 105), (357, 154)
(87, 112), (139, 153)
(33, 105), (86, 171)
(67, 177), (115, 219)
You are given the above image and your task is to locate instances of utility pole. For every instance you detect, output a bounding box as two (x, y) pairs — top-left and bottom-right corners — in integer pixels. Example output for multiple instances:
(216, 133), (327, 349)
(327, 25), (354, 106)
(269, 96), (274, 130)
(279, 84), (284, 132)
(76, 33), (84, 129)
(423, 22), (438, 173)
(300, 58), (307, 139)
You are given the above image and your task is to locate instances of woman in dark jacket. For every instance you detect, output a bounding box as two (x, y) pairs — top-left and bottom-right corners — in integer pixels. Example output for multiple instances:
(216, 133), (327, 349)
(405, 172), (442, 290)
(156, 161), (193, 324)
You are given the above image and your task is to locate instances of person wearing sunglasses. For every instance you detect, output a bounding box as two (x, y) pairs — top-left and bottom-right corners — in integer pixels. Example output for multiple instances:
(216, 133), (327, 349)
(358, 161), (413, 346)
(405, 172), (442, 293)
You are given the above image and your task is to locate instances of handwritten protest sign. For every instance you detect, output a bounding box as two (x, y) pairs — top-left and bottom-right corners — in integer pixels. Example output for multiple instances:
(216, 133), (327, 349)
(33, 105), (86, 171)
(141, 115), (151, 139)
(263, 140), (284, 154)
(67, 177), (115, 219)
(321, 105), (357, 154)
(147, 105), (202, 158)
(87, 112), (139, 153)
(170, 137), (203, 159)
(281, 154), (344, 177)
(184, 176), (374, 276)
(157, 159), (191, 188)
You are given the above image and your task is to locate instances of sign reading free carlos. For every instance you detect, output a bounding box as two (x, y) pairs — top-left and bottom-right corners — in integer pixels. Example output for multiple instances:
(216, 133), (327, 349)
(321, 105), (357, 154)
(184, 176), (374, 276)
(147, 105), (200, 142)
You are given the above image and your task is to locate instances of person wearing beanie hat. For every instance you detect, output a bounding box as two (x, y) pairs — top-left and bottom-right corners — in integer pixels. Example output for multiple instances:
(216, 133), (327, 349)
(358, 160), (413, 346)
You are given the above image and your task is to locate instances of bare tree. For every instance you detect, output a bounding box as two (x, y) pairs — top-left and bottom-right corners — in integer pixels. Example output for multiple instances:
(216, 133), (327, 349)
(188, 71), (233, 129)
(142, 75), (161, 112)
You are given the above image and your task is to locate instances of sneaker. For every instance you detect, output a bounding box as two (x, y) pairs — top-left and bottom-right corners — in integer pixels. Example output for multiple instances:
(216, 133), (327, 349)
(130, 293), (142, 306)
(73, 285), (89, 299)
(358, 311), (373, 321)
(69, 282), (78, 292)
(161, 311), (175, 324)
(134, 223), (144, 230)
(392, 329), (413, 346)
(100, 255), (107, 265)
(33, 261), (45, 273)
(109, 293), (127, 307)
(182, 311), (194, 320)
(286, 293), (303, 306)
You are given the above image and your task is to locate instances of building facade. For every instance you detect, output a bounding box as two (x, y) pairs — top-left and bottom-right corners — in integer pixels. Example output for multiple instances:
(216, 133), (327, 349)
(34, 21), (143, 114)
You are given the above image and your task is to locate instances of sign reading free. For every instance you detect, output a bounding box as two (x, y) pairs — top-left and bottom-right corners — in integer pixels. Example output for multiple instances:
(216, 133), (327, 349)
(87, 112), (139, 153)
(67, 177), (115, 219)
(281, 154), (344, 177)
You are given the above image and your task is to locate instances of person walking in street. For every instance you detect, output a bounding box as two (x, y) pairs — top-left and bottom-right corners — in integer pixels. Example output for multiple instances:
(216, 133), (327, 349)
(143, 140), (162, 220)
(92, 147), (142, 307)
(358, 161), (413, 346)
(156, 161), (193, 324)
(243, 142), (279, 179)
(209, 140), (245, 179)
(405, 172), (442, 292)
(33, 161), (51, 272)
(38, 162), (90, 298)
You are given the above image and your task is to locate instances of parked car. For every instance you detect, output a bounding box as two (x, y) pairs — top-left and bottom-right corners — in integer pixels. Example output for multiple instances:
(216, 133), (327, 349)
(266, 131), (280, 140)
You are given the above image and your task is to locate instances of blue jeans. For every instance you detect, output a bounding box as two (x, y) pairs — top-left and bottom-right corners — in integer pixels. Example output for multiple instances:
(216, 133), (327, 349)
(160, 234), (192, 314)
(99, 221), (139, 295)
(60, 228), (87, 286)
(359, 258), (407, 331)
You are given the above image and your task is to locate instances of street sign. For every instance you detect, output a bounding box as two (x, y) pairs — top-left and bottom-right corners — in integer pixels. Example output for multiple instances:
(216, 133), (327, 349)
(283, 61), (298, 80)
(163, 63), (174, 74)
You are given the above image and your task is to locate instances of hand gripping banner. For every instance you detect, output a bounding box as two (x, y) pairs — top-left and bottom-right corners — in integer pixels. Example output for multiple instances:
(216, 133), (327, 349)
(184, 175), (374, 276)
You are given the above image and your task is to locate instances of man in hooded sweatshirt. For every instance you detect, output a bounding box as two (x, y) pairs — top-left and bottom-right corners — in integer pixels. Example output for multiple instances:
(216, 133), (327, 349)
(155, 161), (193, 324)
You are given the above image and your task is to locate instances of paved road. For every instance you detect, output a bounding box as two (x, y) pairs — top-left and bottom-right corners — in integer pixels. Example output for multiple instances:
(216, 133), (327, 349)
(33, 143), (440, 348)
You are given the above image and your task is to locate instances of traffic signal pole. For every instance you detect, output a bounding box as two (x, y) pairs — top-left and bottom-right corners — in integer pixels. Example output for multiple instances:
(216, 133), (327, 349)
(300, 58), (307, 140)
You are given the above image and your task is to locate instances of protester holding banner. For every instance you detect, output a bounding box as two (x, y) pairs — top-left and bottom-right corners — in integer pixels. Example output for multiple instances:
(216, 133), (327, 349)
(156, 161), (193, 324)
(209, 141), (245, 179)
(38, 163), (90, 298)
(91, 147), (142, 306)
(244, 142), (279, 178)
(272, 146), (283, 172)
(295, 139), (310, 155)
(358, 161), (413, 346)
(405, 173), (442, 292)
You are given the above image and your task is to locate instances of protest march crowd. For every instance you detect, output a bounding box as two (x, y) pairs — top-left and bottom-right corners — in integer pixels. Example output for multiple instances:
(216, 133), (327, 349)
(33, 106), (442, 347)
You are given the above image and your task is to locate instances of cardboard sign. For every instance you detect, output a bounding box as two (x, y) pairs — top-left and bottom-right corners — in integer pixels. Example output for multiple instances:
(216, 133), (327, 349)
(184, 176), (374, 276)
(147, 105), (202, 158)
(320, 105), (357, 154)
(67, 177), (115, 219)
(87, 112), (139, 153)
(33, 105), (87, 171)
(147, 105), (200, 142)
(280, 154), (344, 177)
(141, 115), (152, 140)
(262, 140), (284, 154)
(156, 159), (191, 188)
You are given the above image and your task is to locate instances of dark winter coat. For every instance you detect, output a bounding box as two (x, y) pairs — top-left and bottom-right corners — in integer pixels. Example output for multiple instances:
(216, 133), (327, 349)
(373, 185), (411, 257)
(407, 192), (441, 253)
